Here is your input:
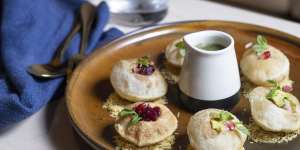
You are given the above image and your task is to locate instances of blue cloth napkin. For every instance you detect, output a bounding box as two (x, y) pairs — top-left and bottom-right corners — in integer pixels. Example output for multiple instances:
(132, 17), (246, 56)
(0, 0), (123, 128)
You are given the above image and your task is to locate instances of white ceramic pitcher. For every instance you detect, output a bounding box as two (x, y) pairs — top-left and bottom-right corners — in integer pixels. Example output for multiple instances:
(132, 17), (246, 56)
(178, 30), (241, 111)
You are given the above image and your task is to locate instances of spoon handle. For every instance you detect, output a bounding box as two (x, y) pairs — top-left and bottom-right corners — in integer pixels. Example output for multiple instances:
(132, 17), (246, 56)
(79, 3), (96, 55)
(51, 16), (82, 67)
(66, 3), (97, 79)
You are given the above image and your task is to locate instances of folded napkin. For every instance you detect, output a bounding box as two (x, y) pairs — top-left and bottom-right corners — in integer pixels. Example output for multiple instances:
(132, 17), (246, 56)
(0, 0), (123, 128)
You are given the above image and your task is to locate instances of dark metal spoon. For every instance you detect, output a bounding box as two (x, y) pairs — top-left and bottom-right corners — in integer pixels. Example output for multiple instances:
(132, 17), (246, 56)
(67, 3), (96, 77)
(27, 16), (81, 78)
(27, 3), (96, 78)
(79, 3), (96, 58)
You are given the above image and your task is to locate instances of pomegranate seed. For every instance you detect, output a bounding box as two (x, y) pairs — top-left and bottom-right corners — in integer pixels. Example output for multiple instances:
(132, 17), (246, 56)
(225, 121), (236, 131)
(132, 64), (155, 75)
(261, 51), (271, 60)
(282, 85), (293, 92)
(133, 103), (161, 121)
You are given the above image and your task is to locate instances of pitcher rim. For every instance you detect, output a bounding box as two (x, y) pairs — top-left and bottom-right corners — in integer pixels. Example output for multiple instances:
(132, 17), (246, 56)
(183, 30), (234, 55)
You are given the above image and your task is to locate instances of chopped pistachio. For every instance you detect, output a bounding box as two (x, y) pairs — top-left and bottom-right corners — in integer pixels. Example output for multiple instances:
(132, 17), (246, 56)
(210, 111), (249, 136)
(266, 80), (297, 111)
(267, 89), (286, 107)
(211, 120), (223, 133)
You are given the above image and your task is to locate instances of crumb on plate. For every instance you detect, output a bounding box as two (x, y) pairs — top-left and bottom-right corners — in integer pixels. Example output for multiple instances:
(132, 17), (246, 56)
(247, 118), (300, 144)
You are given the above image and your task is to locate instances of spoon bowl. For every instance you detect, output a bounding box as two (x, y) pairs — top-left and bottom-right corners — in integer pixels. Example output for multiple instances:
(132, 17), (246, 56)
(27, 64), (67, 78)
(27, 17), (81, 78)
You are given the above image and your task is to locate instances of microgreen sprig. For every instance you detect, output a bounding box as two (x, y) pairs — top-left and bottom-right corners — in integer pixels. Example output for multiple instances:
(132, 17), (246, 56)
(268, 79), (294, 93)
(267, 80), (281, 90)
(119, 108), (142, 126)
(175, 41), (186, 57)
(137, 56), (151, 67)
(252, 35), (268, 55)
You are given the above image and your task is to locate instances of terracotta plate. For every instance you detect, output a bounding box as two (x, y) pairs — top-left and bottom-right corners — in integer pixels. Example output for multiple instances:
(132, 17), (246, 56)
(66, 21), (300, 150)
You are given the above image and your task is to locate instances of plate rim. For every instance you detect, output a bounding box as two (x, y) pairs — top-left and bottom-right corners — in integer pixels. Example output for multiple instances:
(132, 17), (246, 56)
(66, 20), (300, 149)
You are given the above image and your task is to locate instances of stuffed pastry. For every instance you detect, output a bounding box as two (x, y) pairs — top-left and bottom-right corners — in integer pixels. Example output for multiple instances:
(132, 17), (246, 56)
(110, 56), (167, 102)
(240, 35), (290, 86)
(165, 38), (186, 67)
(248, 81), (300, 132)
(187, 109), (248, 150)
(115, 102), (178, 146)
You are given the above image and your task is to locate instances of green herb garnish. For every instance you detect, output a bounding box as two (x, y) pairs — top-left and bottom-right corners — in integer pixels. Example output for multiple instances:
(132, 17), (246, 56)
(210, 111), (249, 136)
(129, 115), (142, 126)
(266, 89), (286, 107)
(137, 56), (151, 67)
(211, 111), (234, 122)
(119, 109), (142, 126)
(266, 81), (297, 112)
(252, 35), (268, 55)
(220, 111), (234, 121)
(119, 108), (137, 117)
(175, 41), (186, 57)
(266, 88), (279, 100)
(267, 80), (280, 89)
(175, 41), (185, 49)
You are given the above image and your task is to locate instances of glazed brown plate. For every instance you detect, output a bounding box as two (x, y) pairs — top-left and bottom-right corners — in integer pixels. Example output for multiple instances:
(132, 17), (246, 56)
(66, 20), (300, 150)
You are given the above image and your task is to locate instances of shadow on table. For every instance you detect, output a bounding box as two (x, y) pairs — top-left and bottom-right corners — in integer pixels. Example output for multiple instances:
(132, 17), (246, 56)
(45, 98), (93, 150)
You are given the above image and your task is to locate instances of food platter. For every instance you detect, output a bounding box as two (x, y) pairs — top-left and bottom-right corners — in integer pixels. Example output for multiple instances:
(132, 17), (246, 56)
(66, 20), (300, 150)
